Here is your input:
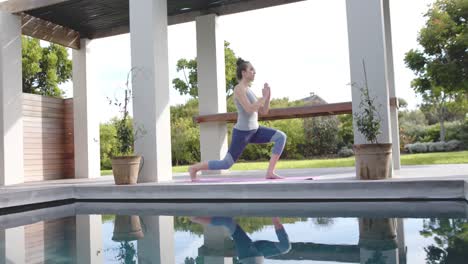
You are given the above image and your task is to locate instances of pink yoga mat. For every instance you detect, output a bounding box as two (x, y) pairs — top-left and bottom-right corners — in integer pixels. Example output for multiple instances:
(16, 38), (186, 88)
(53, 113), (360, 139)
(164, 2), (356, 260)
(183, 176), (315, 183)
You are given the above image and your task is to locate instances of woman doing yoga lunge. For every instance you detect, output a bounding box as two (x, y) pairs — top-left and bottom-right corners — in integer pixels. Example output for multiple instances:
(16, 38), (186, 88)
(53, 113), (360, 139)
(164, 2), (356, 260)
(188, 58), (287, 182)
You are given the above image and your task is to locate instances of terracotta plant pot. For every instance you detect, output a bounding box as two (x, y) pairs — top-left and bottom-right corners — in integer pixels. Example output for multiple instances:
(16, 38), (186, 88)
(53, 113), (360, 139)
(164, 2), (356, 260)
(111, 155), (142, 185)
(359, 218), (398, 251)
(112, 215), (144, 242)
(353, 143), (392, 180)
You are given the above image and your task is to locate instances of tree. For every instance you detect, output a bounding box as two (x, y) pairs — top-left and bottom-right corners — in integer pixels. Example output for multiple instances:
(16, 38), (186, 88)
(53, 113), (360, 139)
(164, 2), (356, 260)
(172, 41), (238, 98)
(420, 93), (468, 125)
(337, 114), (354, 148)
(171, 118), (200, 165)
(22, 37), (72, 98)
(420, 218), (468, 263)
(404, 0), (468, 141)
(304, 116), (340, 156)
(100, 123), (118, 169)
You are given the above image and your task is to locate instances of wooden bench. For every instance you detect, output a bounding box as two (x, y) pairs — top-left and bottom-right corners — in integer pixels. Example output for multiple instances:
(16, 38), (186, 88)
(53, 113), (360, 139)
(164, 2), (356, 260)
(194, 97), (398, 123)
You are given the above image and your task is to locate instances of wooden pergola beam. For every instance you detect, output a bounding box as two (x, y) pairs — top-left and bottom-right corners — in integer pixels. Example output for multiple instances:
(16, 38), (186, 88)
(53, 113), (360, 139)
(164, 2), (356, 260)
(169, 0), (306, 25)
(20, 13), (80, 49)
(0, 0), (70, 13)
(194, 97), (398, 123)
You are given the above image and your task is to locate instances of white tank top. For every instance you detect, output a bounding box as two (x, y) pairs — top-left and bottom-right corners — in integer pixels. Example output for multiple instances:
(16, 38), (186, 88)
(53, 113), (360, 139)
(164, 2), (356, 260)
(234, 88), (259, 131)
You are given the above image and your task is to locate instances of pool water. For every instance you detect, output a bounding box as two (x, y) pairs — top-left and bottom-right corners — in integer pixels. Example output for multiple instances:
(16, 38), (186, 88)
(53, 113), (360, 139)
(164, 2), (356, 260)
(0, 204), (467, 263)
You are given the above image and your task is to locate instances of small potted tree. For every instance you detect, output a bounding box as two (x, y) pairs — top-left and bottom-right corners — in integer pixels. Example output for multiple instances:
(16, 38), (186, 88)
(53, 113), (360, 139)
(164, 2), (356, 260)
(109, 69), (145, 185)
(112, 215), (144, 263)
(352, 61), (392, 180)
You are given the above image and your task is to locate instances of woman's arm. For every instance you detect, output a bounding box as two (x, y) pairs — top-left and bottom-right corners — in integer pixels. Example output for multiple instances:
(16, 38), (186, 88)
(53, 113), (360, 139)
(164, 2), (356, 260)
(234, 87), (265, 113)
(259, 94), (270, 115)
(253, 217), (291, 258)
(259, 83), (271, 115)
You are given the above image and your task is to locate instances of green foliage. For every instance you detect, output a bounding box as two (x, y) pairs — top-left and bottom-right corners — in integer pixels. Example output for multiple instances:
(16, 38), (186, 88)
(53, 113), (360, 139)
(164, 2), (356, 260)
(420, 93), (468, 125)
(404, 0), (468, 141)
(174, 216), (305, 236)
(421, 218), (468, 264)
(116, 241), (137, 264)
(399, 109), (429, 149)
(353, 62), (381, 144)
(100, 123), (118, 169)
(22, 36), (72, 98)
(458, 118), (468, 147)
(402, 120), (466, 144)
(404, 0), (467, 95)
(397, 98), (408, 109)
(102, 215), (116, 223)
(399, 109), (428, 127)
(172, 41), (239, 98)
(107, 69), (146, 156)
(405, 140), (462, 153)
(337, 147), (354, 157)
(171, 117), (200, 165)
(304, 116), (340, 156)
(116, 117), (134, 155)
(337, 114), (354, 148)
(169, 99), (201, 165)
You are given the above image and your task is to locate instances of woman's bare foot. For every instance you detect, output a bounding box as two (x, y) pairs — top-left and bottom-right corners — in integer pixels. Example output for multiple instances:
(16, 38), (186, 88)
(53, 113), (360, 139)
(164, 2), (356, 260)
(188, 166), (199, 182)
(266, 172), (284, 179)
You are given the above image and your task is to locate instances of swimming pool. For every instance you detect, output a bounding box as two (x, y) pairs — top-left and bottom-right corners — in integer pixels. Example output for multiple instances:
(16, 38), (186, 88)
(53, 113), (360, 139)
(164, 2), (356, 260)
(0, 201), (466, 263)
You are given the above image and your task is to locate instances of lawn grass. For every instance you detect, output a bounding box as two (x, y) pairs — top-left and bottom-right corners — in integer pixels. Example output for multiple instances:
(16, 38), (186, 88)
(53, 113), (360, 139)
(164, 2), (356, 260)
(102, 151), (468, 175)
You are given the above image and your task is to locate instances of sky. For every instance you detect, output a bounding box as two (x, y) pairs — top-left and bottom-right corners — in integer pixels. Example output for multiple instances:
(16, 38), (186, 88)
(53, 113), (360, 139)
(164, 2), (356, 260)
(60, 0), (435, 123)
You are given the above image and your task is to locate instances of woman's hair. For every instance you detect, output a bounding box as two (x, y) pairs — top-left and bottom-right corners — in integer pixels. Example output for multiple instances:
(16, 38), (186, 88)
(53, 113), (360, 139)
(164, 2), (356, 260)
(236, 58), (250, 81)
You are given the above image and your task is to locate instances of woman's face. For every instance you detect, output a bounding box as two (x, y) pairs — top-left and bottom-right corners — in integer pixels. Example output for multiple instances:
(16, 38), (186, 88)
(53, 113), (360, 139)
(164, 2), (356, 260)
(242, 64), (256, 82)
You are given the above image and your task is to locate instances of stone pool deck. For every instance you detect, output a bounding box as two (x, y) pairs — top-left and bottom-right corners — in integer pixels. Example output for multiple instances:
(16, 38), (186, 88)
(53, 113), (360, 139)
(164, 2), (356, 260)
(0, 164), (467, 210)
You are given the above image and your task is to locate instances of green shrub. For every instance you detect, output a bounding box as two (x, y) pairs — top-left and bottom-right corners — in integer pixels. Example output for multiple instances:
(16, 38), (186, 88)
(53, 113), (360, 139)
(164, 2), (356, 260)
(337, 147), (354, 157)
(428, 141), (445, 152)
(446, 140), (462, 151)
(406, 140), (463, 153)
(406, 142), (428, 153)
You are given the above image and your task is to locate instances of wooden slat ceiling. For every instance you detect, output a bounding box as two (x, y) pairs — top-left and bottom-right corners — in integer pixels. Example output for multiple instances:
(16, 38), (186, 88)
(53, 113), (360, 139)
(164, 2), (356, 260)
(24, 0), (241, 39)
(0, 0), (304, 48)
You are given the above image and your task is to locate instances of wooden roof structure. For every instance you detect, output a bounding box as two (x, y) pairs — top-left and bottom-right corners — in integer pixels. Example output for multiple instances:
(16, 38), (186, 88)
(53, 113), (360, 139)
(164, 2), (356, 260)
(0, 0), (304, 49)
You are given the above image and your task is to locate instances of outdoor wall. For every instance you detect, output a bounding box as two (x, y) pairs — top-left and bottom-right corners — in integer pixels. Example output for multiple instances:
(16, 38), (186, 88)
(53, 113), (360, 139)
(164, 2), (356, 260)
(22, 93), (74, 181)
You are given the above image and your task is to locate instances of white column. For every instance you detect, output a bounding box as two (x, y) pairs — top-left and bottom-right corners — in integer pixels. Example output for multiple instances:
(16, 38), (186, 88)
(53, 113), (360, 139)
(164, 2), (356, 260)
(396, 219), (406, 264)
(76, 215), (103, 264)
(137, 216), (174, 264)
(382, 0), (401, 170)
(0, 226), (25, 263)
(346, 0), (393, 176)
(72, 39), (100, 179)
(130, 0), (172, 182)
(0, 11), (24, 185)
(196, 14), (228, 175)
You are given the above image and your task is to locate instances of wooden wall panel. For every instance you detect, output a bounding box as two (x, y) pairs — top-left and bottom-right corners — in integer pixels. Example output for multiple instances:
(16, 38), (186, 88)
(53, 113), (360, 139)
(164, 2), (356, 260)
(23, 94), (74, 181)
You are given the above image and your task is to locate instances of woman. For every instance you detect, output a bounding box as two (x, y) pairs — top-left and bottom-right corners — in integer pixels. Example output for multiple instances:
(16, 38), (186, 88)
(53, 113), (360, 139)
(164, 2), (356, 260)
(190, 216), (291, 264)
(189, 58), (287, 182)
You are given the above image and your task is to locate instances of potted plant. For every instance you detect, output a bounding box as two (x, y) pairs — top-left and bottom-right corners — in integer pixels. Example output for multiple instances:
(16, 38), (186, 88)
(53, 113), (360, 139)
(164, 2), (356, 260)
(352, 61), (392, 180)
(112, 215), (144, 264)
(109, 68), (146, 185)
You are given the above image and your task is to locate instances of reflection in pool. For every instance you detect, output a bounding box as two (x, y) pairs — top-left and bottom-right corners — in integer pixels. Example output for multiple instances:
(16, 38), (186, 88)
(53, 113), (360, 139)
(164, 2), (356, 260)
(0, 203), (467, 263)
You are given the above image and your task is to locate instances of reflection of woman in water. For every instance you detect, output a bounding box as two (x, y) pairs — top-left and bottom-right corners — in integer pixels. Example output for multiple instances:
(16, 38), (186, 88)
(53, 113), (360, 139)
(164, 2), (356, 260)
(191, 216), (291, 263)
